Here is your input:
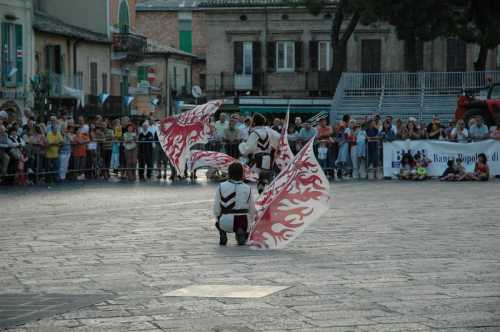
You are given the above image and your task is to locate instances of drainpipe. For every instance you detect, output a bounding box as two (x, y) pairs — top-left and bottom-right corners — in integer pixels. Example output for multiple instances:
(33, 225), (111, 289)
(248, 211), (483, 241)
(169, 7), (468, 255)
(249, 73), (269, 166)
(262, 4), (269, 95)
(165, 54), (170, 116)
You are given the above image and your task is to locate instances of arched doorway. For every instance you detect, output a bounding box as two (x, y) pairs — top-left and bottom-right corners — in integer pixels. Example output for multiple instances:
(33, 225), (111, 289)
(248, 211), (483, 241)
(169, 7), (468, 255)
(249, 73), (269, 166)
(118, 0), (130, 33)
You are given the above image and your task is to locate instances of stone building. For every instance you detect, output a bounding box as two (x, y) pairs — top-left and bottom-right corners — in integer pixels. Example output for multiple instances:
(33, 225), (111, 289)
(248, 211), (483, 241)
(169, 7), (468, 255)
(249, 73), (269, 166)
(135, 40), (196, 116)
(136, 0), (206, 94)
(0, 0), (34, 121)
(200, 0), (499, 99)
(33, 7), (111, 115)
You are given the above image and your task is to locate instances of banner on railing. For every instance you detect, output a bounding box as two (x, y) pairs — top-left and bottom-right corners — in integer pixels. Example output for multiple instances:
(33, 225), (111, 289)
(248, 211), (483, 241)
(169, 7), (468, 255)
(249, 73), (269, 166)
(383, 140), (500, 177)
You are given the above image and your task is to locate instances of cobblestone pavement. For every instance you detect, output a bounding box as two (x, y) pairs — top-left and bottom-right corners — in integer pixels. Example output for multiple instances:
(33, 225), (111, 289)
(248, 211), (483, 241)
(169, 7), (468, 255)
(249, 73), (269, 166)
(1, 180), (500, 331)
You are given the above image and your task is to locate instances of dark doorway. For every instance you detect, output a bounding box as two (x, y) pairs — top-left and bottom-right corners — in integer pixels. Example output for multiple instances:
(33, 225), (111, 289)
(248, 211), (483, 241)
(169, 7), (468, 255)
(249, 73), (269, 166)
(361, 39), (382, 89)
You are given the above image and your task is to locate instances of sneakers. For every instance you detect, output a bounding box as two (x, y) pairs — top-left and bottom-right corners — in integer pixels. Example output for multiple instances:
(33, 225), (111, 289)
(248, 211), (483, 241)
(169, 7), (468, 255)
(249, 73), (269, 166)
(76, 174), (85, 181)
(235, 229), (248, 246)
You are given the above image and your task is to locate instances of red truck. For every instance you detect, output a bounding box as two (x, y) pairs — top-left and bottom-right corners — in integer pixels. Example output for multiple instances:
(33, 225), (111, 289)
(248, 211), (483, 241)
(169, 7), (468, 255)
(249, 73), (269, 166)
(455, 82), (500, 126)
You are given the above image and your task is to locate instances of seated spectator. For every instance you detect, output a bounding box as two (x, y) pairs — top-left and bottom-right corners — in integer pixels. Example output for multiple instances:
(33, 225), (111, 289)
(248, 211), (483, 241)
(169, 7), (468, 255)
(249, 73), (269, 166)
(469, 116), (489, 140)
(414, 153), (431, 180)
(460, 153), (489, 181)
(440, 159), (459, 181)
(399, 152), (416, 180)
(426, 116), (444, 140)
(490, 122), (500, 140)
(450, 119), (469, 142)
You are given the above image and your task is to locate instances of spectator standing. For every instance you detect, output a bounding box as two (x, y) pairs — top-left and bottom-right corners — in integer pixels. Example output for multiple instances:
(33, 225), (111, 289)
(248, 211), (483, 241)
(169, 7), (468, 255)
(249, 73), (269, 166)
(316, 118), (333, 172)
(298, 122), (317, 145)
(72, 126), (90, 180)
(366, 119), (380, 178)
(101, 121), (114, 179)
(214, 113), (228, 145)
(406, 120), (421, 140)
(93, 123), (106, 178)
(335, 120), (350, 178)
(224, 118), (241, 158)
(380, 119), (396, 142)
(0, 125), (10, 183)
(58, 124), (74, 181)
(110, 119), (122, 173)
(138, 121), (154, 180)
(271, 118), (282, 133)
(239, 117), (251, 141)
(354, 122), (367, 179)
(123, 124), (138, 181)
(450, 119), (469, 142)
(287, 124), (298, 154)
(45, 125), (63, 183)
(491, 122), (500, 139)
(86, 124), (99, 179)
(294, 116), (303, 134)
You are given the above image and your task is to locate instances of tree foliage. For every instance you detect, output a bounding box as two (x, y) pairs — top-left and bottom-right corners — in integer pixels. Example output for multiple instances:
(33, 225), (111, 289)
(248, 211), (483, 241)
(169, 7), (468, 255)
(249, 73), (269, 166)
(451, 0), (500, 70)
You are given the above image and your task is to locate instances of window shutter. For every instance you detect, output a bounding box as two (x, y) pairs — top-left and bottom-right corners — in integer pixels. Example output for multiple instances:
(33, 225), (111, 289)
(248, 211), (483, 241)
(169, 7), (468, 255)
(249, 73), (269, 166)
(54, 45), (62, 74)
(233, 41), (243, 75)
(15, 24), (23, 85)
(266, 41), (275, 72)
(252, 41), (262, 88)
(138, 66), (147, 81)
(1, 23), (9, 86)
(295, 41), (303, 72)
(309, 41), (318, 72)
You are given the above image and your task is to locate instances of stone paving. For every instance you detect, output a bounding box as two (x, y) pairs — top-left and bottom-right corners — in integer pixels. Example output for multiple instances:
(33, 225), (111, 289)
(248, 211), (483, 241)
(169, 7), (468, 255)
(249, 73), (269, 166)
(1, 180), (500, 331)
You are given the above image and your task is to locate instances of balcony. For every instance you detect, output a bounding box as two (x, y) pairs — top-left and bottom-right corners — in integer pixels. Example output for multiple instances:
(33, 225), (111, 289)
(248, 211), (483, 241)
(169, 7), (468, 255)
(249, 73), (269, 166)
(48, 73), (83, 98)
(112, 32), (147, 62)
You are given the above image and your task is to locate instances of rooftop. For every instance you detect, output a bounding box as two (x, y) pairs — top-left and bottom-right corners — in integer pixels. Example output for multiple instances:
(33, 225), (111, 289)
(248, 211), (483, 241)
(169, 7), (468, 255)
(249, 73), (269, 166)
(137, 0), (200, 11)
(33, 11), (110, 43)
(146, 40), (197, 58)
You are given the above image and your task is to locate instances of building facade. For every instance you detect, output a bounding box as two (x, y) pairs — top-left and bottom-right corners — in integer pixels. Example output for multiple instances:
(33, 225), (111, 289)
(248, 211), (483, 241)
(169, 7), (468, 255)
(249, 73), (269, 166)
(0, 0), (34, 121)
(136, 0), (206, 95)
(201, 1), (499, 99)
(33, 6), (112, 115)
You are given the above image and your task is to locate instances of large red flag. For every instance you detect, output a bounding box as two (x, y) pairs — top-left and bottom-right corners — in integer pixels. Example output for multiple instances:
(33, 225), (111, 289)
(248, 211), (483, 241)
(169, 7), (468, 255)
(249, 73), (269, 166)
(157, 100), (222, 175)
(188, 150), (258, 182)
(247, 138), (330, 249)
(274, 109), (294, 171)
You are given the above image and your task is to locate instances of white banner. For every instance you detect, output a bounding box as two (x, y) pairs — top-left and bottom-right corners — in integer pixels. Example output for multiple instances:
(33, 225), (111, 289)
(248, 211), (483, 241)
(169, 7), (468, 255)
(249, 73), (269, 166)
(383, 140), (500, 177)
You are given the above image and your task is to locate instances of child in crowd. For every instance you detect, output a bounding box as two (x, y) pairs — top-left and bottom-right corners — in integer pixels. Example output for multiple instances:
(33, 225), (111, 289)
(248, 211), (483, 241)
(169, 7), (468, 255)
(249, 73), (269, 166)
(440, 159), (458, 181)
(399, 152), (416, 180)
(317, 142), (329, 171)
(460, 153), (489, 181)
(414, 153), (431, 180)
(455, 158), (466, 181)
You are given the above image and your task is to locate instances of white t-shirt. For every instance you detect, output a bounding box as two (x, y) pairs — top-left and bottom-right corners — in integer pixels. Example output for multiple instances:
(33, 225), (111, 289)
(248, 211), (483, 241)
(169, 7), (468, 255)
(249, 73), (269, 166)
(318, 146), (328, 160)
(451, 128), (469, 142)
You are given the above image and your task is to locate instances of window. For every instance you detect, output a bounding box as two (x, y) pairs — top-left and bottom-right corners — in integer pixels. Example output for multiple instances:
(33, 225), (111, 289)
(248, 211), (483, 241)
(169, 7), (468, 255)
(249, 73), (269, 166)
(1, 23), (23, 87)
(276, 41), (295, 71)
(178, 13), (192, 53)
(243, 42), (253, 75)
(90, 62), (98, 96)
(447, 39), (466, 72)
(173, 66), (177, 90)
(318, 41), (331, 71)
(137, 65), (148, 82)
(45, 45), (62, 74)
(102, 73), (108, 94)
(183, 67), (188, 91)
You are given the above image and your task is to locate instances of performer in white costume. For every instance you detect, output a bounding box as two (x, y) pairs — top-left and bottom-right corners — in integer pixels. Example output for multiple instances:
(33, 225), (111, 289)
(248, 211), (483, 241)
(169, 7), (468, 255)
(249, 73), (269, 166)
(239, 113), (280, 193)
(213, 162), (257, 246)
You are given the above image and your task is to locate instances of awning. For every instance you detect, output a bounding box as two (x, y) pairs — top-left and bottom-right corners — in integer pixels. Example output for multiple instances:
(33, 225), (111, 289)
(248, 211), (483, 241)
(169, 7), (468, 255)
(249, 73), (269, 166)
(239, 106), (330, 115)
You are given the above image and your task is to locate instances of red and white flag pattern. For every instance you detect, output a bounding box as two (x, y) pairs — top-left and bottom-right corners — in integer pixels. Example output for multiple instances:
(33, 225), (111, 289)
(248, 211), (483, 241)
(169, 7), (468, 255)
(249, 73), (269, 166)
(157, 100), (222, 175)
(247, 138), (330, 250)
(274, 110), (294, 171)
(188, 150), (258, 182)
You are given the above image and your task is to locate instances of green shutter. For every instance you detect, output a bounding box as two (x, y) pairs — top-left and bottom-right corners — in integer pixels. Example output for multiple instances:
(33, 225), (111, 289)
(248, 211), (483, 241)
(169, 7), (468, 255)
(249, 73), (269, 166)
(138, 66), (147, 82)
(1, 23), (10, 86)
(179, 31), (192, 53)
(15, 24), (23, 85)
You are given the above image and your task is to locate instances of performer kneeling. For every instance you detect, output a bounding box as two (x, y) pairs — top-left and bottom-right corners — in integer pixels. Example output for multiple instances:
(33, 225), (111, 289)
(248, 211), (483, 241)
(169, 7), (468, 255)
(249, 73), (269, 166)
(239, 113), (280, 194)
(213, 162), (256, 246)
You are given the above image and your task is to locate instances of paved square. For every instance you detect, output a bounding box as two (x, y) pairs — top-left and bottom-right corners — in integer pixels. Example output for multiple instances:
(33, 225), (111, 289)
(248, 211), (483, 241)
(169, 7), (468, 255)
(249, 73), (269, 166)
(1, 180), (500, 331)
(0, 293), (113, 330)
(164, 285), (290, 298)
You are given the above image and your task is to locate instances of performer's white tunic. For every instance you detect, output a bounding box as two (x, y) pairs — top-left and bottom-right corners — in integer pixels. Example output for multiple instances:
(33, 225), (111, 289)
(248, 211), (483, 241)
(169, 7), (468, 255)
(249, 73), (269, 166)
(213, 180), (257, 233)
(239, 126), (280, 170)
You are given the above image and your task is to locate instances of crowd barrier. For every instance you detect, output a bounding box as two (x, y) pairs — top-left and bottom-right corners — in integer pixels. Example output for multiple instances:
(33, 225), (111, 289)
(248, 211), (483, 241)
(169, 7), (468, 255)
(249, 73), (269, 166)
(1, 138), (498, 185)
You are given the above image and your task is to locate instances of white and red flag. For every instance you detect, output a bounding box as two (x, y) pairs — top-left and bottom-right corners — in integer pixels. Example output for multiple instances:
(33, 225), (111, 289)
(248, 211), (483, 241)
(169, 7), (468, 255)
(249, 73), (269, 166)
(188, 150), (258, 182)
(247, 138), (330, 250)
(157, 100), (222, 175)
(274, 109), (294, 171)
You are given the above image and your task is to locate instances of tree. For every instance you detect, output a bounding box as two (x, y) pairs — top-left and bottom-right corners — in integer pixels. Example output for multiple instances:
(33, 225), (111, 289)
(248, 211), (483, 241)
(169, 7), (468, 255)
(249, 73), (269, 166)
(372, 0), (454, 72)
(301, 0), (377, 92)
(452, 0), (500, 71)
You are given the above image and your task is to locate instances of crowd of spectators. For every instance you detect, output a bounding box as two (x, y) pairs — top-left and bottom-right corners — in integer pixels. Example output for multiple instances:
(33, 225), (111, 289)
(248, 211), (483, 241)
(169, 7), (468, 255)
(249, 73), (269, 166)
(0, 109), (498, 186)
